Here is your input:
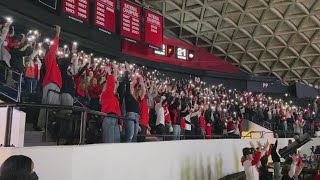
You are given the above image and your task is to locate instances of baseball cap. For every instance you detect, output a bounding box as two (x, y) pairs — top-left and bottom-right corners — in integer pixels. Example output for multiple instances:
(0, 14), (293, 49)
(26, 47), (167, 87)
(243, 147), (253, 156)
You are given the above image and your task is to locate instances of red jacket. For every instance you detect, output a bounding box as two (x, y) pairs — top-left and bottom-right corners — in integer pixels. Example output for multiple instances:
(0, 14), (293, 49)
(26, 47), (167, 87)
(227, 121), (235, 132)
(74, 75), (85, 97)
(139, 97), (149, 127)
(88, 84), (102, 99)
(5, 35), (20, 52)
(205, 125), (212, 139)
(164, 104), (171, 122)
(238, 118), (243, 134)
(180, 117), (186, 129)
(42, 36), (62, 88)
(199, 115), (206, 129)
(101, 75), (121, 116)
(170, 109), (178, 124)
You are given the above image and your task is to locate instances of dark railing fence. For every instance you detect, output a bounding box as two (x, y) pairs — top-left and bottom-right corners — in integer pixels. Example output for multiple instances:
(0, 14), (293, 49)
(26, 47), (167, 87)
(1, 104), (307, 147)
(0, 103), (134, 147)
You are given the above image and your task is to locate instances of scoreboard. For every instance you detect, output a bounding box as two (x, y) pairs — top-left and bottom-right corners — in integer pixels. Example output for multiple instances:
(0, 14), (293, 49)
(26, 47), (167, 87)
(154, 44), (195, 61)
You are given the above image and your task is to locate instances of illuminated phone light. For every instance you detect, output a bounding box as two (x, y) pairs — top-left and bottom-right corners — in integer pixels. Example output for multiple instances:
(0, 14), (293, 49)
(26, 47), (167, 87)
(6, 17), (13, 23)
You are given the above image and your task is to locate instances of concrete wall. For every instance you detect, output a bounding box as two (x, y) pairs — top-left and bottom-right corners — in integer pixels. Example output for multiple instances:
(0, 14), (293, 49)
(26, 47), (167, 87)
(0, 106), (26, 147)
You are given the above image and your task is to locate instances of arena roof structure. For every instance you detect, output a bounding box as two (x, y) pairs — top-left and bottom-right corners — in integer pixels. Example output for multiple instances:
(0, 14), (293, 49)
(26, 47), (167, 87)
(145, 0), (320, 87)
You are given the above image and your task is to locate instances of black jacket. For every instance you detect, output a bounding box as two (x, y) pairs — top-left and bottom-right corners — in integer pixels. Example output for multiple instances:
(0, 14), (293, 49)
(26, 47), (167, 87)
(271, 140), (281, 162)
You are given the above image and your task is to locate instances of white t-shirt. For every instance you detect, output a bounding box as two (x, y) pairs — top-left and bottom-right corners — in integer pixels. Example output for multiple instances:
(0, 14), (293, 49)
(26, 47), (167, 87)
(155, 103), (165, 126)
(243, 160), (259, 180)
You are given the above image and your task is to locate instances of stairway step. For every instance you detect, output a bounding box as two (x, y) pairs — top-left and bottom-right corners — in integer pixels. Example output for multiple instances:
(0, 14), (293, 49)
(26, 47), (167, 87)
(24, 142), (58, 147)
(24, 131), (44, 143)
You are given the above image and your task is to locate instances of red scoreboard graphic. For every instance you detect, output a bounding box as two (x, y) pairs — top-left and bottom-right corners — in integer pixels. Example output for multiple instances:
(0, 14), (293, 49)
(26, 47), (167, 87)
(63, 0), (89, 23)
(94, 0), (116, 34)
(144, 9), (163, 50)
(120, 0), (142, 43)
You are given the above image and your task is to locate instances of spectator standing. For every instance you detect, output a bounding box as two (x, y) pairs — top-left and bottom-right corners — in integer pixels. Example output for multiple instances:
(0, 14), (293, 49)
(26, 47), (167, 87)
(294, 114), (305, 136)
(122, 65), (140, 142)
(36, 25), (62, 131)
(155, 96), (166, 136)
(199, 110), (206, 139)
(137, 78), (149, 142)
(100, 64), (121, 143)
(87, 77), (102, 111)
(242, 141), (268, 180)
(169, 96), (181, 140)
(25, 46), (42, 94)
(271, 135), (281, 179)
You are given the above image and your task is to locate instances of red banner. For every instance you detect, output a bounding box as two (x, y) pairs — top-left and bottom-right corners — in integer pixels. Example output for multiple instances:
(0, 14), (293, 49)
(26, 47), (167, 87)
(94, 0), (116, 34)
(144, 10), (163, 49)
(120, 0), (141, 43)
(63, 0), (89, 22)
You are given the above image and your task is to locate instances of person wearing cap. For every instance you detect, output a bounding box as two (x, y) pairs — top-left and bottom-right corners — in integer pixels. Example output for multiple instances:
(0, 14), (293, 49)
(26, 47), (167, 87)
(242, 141), (269, 180)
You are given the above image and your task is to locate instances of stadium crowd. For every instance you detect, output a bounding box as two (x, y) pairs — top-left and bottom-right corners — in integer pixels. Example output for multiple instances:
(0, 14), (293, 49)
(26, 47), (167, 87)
(1, 17), (320, 144)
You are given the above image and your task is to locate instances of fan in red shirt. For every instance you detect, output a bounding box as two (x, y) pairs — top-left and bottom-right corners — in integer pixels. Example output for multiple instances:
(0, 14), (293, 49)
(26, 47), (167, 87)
(199, 111), (206, 139)
(87, 77), (102, 111)
(137, 78), (149, 142)
(100, 63), (121, 143)
(226, 117), (235, 135)
(36, 25), (62, 130)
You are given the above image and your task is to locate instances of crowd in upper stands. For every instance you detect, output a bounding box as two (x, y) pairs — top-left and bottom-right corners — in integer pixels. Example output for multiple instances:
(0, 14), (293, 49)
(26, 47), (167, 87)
(1, 16), (320, 144)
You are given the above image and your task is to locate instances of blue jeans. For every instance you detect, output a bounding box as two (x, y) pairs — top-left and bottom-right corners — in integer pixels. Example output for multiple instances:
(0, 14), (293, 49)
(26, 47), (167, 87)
(102, 116), (120, 143)
(173, 124), (181, 140)
(25, 77), (38, 93)
(283, 122), (288, 131)
(124, 112), (140, 142)
(274, 162), (281, 179)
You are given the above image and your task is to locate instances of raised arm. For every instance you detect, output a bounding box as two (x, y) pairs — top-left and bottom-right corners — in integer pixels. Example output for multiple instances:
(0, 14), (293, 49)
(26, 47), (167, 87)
(140, 77), (146, 99)
(45, 25), (60, 65)
(0, 23), (10, 45)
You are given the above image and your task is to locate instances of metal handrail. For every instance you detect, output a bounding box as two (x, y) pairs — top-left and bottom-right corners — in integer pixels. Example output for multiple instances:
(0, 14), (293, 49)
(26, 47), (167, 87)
(242, 131), (268, 139)
(0, 102), (133, 147)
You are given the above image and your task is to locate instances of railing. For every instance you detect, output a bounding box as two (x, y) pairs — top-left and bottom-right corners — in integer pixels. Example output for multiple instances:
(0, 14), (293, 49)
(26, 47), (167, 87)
(0, 64), (23, 102)
(242, 131), (268, 139)
(262, 121), (272, 130)
(0, 102), (133, 147)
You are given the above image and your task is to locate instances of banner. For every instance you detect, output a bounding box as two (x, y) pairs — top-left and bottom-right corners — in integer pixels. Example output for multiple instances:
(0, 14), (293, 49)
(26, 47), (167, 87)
(120, 0), (141, 43)
(144, 9), (163, 49)
(94, 0), (116, 34)
(63, 0), (89, 23)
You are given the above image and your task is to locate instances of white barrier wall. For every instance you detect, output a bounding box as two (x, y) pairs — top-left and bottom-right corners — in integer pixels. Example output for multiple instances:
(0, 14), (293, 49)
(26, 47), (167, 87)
(0, 107), (26, 147)
(1, 138), (320, 180)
